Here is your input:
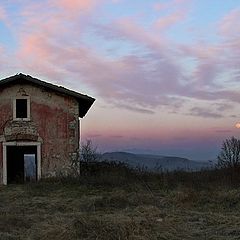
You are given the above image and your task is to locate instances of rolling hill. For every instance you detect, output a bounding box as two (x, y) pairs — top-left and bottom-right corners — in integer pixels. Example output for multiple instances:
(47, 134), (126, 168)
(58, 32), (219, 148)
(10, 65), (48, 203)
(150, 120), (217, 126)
(101, 152), (213, 171)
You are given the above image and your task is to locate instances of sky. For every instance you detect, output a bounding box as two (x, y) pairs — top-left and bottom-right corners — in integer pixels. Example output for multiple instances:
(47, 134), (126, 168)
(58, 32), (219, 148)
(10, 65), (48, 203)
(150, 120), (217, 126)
(0, 0), (240, 160)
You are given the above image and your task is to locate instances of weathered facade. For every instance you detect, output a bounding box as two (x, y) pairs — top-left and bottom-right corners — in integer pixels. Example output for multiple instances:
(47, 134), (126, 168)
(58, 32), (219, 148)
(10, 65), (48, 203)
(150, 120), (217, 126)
(0, 73), (95, 184)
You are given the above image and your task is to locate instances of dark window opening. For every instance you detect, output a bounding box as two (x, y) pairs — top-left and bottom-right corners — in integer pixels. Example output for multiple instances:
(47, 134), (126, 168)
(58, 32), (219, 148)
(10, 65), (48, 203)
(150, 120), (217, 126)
(16, 99), (28, 118)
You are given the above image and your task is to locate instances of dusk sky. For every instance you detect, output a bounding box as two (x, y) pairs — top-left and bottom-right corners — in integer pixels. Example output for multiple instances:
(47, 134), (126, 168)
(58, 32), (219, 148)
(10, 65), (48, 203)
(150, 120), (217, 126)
(0, 0), (240, 160)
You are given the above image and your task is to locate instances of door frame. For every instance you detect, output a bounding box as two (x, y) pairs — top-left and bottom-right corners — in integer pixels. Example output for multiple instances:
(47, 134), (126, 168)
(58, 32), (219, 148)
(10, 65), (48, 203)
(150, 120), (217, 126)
(2, 141), (41, 185)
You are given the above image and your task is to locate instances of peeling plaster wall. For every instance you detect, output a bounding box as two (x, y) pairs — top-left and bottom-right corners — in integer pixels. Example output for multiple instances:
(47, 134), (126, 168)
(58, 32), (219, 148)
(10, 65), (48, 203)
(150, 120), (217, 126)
(0, 83), (80, 183)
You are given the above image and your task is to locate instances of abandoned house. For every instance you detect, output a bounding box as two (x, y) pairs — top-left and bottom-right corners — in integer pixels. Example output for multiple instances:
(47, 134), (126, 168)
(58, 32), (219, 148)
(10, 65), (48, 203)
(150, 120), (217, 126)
(0, 73), (95, 184)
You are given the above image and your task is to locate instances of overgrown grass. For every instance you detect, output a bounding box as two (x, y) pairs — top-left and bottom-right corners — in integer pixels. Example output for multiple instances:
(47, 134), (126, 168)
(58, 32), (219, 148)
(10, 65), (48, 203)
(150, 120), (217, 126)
(1, 162), (240, 239)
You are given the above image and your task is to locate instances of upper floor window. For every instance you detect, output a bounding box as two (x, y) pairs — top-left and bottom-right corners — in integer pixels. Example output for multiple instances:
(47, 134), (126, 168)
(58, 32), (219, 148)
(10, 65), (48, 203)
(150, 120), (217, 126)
(13, 96), (30, 121)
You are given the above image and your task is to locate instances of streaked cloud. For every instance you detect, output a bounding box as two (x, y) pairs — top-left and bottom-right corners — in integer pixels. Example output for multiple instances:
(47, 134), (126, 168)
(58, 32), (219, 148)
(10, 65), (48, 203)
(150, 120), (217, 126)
(189, 107), (223, 119)
(2, 0), (238, 115)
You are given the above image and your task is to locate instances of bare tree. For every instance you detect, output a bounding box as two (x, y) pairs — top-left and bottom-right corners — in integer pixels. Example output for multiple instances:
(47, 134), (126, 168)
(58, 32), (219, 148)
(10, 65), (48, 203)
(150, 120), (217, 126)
(71, 139), (98, 177)
(80, 139), (98, 163)
(217, 136), (240, 169)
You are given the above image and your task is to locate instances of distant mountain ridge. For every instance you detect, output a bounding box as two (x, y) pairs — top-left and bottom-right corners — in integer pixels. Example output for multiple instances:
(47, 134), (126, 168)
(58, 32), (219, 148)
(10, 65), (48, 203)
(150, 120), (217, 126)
(101, 152), (213, 171)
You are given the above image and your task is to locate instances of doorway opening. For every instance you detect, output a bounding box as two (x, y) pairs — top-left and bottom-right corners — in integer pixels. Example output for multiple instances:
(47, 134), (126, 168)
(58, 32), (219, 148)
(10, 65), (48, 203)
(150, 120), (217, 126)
(7, 146), (37, 183)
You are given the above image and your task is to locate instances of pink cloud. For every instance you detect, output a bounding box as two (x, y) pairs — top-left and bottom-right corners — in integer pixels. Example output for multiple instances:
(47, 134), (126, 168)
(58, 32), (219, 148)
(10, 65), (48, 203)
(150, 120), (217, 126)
(153, 2), (169, 11)
(55, 0), (97, 10)
(18, 27), (184, 112)
(0, 6), (6, 20)
(218, 8), (240, 37)
(2, 0), (239, 118)
(52, 0), (100, 18)
(15, 4), (176, 108)
(154, 11), (187, 30)
(103, 18), (167, 49)
(17, 33), (70, 80)
(17, 13), (239, 117)
(14, 0), (104, 78)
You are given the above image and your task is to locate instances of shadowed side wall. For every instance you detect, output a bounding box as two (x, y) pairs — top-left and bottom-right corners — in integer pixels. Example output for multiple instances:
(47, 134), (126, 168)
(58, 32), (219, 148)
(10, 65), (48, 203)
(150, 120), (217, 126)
(0, 143), (2, 182)
(0, 101), (11, 184)
(0, 83), (79, 183)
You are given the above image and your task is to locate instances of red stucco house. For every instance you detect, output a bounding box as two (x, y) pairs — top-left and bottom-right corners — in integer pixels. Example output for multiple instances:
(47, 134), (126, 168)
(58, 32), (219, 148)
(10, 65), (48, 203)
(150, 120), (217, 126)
(0, 73), (95, 184)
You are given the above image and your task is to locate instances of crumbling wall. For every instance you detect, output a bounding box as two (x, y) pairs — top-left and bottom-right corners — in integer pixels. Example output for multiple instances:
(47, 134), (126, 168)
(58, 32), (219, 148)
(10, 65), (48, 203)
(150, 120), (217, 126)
(0, 95), (12, 184)
(0, 83), (79, 181)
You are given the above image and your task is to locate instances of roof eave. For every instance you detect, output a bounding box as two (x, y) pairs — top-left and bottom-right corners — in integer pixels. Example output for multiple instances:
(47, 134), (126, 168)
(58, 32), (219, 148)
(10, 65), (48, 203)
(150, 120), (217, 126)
(0, 73), (96, 118)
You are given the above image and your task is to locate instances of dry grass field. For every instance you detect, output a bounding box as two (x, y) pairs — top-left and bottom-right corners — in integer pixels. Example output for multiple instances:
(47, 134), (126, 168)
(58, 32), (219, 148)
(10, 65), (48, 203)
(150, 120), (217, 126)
(1, 163), (240, 240)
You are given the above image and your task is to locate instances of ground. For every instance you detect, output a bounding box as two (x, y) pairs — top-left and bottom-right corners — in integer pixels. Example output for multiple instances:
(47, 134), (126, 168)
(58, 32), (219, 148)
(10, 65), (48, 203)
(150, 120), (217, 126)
(1, 167), (240, 239)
